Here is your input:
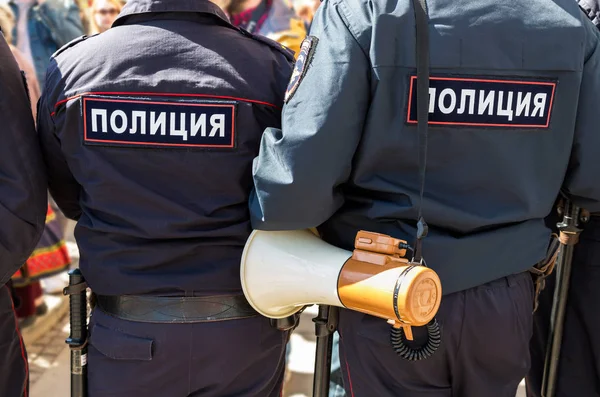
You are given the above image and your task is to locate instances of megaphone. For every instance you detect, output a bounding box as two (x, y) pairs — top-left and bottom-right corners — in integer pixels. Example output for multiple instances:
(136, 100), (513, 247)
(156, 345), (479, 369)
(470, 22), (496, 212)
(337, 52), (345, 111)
(240, 229), (442, 332)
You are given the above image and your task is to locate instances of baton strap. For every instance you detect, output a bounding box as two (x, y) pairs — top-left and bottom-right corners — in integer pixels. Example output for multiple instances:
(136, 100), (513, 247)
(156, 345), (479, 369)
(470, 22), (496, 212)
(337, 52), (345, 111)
(96, 294), (258, 323)
(63, 281), (87, 295)
(559, 231), (580, 246)
(529, 233), (561, 313)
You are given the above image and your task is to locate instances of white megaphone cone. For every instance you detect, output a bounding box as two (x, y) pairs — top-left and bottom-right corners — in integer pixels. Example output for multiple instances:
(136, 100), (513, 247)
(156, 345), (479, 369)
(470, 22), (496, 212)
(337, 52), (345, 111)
(241, 229), (350, 319)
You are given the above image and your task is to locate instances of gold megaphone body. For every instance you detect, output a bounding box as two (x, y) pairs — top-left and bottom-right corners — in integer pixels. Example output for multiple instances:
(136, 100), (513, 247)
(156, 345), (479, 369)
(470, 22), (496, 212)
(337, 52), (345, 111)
(240, 229), (442, 338)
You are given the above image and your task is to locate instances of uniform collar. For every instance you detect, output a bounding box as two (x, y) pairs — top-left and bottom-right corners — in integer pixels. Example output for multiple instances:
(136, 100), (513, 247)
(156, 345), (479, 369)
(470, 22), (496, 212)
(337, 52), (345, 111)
(113, 0), (231, 27)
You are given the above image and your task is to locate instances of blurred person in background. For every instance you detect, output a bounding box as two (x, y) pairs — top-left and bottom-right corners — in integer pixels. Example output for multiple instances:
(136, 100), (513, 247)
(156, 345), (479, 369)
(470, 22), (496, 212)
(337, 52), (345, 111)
(216, 0), (306, 57)
(89, 0), (121, 34)
(6, 0), (84, 89)
(290, 0), (318, 30)
(75, 0), (92, 34)
(0, 3), (39, 116)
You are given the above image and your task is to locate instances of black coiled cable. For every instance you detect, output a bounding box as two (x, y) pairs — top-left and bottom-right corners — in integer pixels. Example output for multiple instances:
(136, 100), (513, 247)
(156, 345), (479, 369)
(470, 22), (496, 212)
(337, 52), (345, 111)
(390, 319), (441, 361)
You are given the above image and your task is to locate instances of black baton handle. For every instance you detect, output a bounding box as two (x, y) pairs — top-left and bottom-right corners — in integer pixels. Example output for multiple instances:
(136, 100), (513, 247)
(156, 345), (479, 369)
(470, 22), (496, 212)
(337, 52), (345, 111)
(64, 269), (88, 397)
(312, 305), (338, 397)
(541, 201), (582, 397)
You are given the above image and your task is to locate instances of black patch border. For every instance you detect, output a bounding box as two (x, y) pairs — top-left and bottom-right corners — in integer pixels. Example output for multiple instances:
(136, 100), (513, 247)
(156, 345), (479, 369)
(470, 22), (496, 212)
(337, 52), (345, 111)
(284, 36), (319, 104)
(406, 75), (557, 128)
(82, 95), (238, 150)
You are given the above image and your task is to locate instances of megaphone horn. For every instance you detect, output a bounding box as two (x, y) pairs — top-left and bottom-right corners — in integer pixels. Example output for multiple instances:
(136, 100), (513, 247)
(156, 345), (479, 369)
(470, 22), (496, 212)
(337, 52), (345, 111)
(240, 229), (442, 329)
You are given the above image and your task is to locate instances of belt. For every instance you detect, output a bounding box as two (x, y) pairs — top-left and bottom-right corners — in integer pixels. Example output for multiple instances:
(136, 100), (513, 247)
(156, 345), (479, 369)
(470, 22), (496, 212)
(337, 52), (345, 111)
(96, 294), (258, 323)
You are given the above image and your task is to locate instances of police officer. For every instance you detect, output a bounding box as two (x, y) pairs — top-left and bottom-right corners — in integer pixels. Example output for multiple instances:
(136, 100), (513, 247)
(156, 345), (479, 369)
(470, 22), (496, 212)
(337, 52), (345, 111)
(249, 0), (600, 395)
(526, 2), (600, 396)
(0, 32), (48, 397)
(36, 0), (294, 395)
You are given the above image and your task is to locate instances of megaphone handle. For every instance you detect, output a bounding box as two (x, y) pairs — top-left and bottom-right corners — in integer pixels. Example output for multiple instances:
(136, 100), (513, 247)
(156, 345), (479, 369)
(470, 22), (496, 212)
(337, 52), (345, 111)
(312, 305), (339, 397)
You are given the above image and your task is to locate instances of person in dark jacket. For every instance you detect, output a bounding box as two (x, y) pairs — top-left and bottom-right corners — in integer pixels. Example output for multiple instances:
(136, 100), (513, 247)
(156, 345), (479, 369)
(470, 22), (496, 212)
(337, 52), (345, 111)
(0, 30), (48, 397)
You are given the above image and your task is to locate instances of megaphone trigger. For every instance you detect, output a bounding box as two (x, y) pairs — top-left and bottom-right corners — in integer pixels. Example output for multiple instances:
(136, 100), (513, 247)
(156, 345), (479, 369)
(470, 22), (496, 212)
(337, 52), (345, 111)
(403, 325), (414, 341)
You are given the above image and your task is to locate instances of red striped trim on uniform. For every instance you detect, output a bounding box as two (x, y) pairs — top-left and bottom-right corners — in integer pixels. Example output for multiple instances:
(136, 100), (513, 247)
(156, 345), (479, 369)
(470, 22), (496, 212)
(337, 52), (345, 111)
(339, 333), (355, 397)
(344, 359), (355, 397)
(6, 285), (29, 397)
(50, 92), (280, 116)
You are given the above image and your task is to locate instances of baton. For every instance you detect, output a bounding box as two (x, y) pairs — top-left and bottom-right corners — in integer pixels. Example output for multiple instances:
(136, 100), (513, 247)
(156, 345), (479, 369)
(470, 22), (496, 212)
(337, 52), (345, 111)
(541, 201), (583, 397)
(312, 305), (339, 397)
(64, 269), (88, 397)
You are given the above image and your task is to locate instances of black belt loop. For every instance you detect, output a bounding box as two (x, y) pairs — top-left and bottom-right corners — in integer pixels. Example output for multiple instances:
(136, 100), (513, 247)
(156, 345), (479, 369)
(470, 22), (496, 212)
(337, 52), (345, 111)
(411, 0), (431, 264)
(95, 294), (258, 323)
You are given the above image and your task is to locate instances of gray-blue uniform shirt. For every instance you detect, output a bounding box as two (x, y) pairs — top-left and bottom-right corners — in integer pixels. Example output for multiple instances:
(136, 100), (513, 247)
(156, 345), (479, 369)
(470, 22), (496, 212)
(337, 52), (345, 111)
(250, 0), (600, 295)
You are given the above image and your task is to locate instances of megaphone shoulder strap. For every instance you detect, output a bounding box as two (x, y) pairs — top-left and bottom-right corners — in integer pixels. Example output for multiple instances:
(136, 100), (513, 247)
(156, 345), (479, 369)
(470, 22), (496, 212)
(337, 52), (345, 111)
(411, 0), (430, 264)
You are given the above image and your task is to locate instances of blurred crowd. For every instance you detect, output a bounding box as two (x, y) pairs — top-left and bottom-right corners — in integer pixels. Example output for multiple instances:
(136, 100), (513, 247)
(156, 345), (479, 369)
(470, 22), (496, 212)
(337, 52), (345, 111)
(0, 0), (318, 331)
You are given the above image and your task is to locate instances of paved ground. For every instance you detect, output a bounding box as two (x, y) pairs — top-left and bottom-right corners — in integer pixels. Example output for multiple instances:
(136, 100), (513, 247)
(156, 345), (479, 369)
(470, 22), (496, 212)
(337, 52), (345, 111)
(28, 312), (70, 396)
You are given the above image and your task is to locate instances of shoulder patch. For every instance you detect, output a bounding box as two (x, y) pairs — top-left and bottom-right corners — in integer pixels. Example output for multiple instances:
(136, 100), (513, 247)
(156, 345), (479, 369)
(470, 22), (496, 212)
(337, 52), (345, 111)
(406, 75), (557, 128)
(284, 36), (318, 103)
(242, 28), (296, 63)
(52, 34), (99, 58)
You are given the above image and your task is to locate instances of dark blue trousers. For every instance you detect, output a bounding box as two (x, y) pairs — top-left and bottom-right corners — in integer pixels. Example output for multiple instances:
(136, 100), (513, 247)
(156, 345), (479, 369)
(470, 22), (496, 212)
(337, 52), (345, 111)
(527, 217), (600, 397)
(338, 272), (534, 397)
(0, 285), (28, 397)
(88, 307), (288, 397)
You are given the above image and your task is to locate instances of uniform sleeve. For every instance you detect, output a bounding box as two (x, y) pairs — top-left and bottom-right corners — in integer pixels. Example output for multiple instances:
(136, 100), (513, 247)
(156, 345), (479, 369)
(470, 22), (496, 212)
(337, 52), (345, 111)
(250, 0), (370, 230)
(37, 66), (82, 221)
(0, 37), (47, 286)
(563, 18), (600, 212)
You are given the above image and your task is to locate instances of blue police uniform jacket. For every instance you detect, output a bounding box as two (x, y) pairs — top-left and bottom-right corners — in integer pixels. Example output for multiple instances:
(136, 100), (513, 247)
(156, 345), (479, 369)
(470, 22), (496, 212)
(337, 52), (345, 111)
(36, 0), (294, 296)
(250, 0), (600, 295)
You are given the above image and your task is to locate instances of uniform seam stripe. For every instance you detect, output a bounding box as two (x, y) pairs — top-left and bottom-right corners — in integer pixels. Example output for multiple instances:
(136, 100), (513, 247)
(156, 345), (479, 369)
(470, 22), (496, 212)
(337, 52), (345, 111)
(6, 286), (29, 397)
(340, 332), (355, 397)
(51, 92), (280, 116)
